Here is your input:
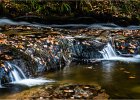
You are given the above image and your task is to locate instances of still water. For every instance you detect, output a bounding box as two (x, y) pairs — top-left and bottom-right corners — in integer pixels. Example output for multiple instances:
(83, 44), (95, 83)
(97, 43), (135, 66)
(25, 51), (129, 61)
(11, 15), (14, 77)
(46, 61), (140, 99)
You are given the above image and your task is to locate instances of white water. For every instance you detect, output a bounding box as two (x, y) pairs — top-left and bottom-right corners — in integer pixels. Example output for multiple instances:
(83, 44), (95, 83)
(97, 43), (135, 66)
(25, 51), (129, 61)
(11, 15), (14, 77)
(105, 56), (140, 63)
(100, 43), (140, 63)
(100, 43), (117, 59)
(0, 81), (2, 88)
(4, 62), (54, 87)
(11, 78), (54, 87)
(0, 18), (30, 25)
(0, 18), (140, 30)
(6, 62), (26, 81)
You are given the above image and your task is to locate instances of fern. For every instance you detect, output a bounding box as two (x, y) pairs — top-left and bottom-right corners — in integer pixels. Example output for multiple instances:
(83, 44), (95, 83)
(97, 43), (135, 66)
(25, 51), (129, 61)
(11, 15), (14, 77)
(60, 3), (71, 14)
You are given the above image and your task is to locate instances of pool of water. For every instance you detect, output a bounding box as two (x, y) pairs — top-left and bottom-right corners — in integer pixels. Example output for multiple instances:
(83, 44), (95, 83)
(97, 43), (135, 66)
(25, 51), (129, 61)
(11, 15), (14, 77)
(46, 61), (140, 99)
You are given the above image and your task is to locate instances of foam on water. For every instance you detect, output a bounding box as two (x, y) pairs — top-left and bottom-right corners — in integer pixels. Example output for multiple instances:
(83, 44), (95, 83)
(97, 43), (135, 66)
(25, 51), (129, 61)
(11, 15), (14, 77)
(0, 18), (30, 25)
(11, 78), (55, 87)
(103, 56), (140, 63)
(88, 23), (123, 30)
(134, 55), (140, 59)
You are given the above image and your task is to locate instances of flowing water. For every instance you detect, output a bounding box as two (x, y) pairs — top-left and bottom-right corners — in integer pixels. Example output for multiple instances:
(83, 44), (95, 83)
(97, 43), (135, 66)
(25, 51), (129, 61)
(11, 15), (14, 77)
(100, 43), (117, 59)
(3, 62), (54, 86)
(0, 18), (140, 29)
(6, 62), (27, 82)
(0, 18), (140, 99)
(0, 62), (54, 98)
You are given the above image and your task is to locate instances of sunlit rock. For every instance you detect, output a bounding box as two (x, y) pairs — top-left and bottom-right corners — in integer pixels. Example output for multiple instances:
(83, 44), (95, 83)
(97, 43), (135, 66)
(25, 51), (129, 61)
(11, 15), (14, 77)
(129, 76), (136, 79)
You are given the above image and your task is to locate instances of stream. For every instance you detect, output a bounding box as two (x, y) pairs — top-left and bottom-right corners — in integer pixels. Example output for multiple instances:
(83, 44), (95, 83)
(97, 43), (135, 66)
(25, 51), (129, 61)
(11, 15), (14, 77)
(0, 18), (140, 99)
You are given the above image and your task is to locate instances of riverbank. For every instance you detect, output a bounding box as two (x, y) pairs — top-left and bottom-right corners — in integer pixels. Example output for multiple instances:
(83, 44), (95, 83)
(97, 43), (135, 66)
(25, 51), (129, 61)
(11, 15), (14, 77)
(0, 0), (140, 26)
(0, 83), (109, 99)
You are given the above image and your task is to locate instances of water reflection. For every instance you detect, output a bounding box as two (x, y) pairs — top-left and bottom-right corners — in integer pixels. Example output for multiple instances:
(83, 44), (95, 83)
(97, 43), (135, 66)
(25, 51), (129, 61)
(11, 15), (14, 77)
(46, 61), (140, 98)
(101, 61), (115, 83)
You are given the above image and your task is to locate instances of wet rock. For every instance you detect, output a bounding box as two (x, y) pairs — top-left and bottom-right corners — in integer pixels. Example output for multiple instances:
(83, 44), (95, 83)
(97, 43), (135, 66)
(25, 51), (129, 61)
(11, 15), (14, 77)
(63, 89), (74, 93)
(123, 71), (130, 74)
(0, 45), (39, 78)
(93, 92), (109, 100)
(27, 84), (109, 99)
(0, 39), (7, 44)
(39, 97), (44, 99)
(120, 68), (125, 71)
(4, 55), (13, 60)
(64, 36), (105, 62)
(0, 28), (2, 32)
(129, 76), (136, 79)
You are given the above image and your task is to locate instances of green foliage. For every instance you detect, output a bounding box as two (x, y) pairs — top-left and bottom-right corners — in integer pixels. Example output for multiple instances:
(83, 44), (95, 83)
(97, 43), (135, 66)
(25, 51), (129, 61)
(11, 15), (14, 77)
(0, 0), (139, 23)
(59, 2), (71, 14)
(79, 0), (93, 12)
(36, 5), (42, 14)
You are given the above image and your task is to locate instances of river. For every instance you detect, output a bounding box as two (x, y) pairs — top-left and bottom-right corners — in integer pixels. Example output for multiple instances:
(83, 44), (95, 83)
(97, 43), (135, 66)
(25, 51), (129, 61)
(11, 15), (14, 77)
(0, 18), (140, 99)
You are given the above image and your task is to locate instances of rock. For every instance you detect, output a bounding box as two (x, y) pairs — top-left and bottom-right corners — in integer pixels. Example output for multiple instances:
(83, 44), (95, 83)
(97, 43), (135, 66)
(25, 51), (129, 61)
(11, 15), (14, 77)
(39, 97), (44, 99)
(123, 71), (130, 74)
(87, 66), (93, 69)
(129, 76), (136, 79)
(4, 55), (13, 60)
(70, 96), (74, 99)
(73, 95), (82, 99)
(0, 28), (2, 32)
(63, 89), (74, 93)
(84, 86), (90, 89)
(0, 39), (7, 44)
(39, 84), (108, 99)
(129, 49), (135, 53)
(120, 68), (125, 71)
(82, 93), (89, 98)
(93, 92), (109, 100)
(50, 31), (60, 35)
(18, 44), (24, 49)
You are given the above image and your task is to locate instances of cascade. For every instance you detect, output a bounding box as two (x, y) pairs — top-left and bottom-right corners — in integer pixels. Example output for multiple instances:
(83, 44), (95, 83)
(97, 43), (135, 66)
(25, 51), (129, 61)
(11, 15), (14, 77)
(100, 43), (117, 59)
(5, 62), (27, 82)
(99, 43), (140, 62)
(0, 62), (27, 87)
(0, 62), (53, 87)
(0, 81), (2, 88)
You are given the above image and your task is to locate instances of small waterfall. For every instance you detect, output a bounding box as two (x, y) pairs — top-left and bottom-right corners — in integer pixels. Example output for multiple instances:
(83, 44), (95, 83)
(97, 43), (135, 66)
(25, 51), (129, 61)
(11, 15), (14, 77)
(100, 43), (117, 59)
(6, 62), (26, 82)
(99, 43), (140, 63)
(0, 81), (2, 88)
(0, 62), (54, 87)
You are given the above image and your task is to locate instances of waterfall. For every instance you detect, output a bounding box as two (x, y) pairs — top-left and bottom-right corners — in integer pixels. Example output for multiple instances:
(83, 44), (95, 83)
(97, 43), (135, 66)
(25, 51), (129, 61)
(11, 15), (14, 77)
(100, 43), (117, 59)
(99, 43), (140, 63)
(6, 62), (26, 82)
(0, 62), (54, 87)
(0, 81), (2, 88)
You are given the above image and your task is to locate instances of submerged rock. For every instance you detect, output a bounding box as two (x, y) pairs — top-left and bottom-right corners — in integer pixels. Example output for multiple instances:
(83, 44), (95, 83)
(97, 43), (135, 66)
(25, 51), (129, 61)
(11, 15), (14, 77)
(18, 84), (109, 99)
